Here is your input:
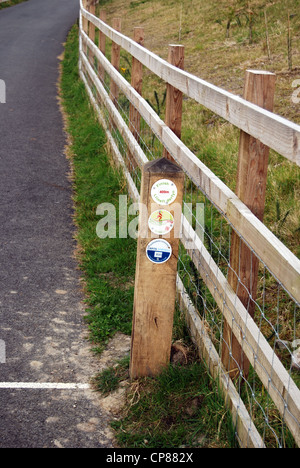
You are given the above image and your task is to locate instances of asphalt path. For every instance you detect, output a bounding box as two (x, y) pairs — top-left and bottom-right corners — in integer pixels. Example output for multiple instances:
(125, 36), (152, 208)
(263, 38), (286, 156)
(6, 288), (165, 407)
(0, 0), (117, 448)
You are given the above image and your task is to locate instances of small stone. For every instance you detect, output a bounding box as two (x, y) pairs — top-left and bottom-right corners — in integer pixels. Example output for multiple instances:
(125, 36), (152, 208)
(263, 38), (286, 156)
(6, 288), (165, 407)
(291, 347), (300, 371)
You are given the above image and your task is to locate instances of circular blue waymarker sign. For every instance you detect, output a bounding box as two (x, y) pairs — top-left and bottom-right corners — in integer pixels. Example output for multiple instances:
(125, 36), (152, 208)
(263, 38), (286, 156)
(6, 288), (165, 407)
(146, 239), (172, 264)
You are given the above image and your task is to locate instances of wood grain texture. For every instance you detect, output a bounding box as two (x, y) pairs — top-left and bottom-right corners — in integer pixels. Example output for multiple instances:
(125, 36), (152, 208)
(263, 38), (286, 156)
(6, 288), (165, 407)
(128, 27), (144, 172)
(110, 18), (121, 107)
(222, 70), (276, 379)
(176, 275), (265, 449)
(130, 158), (184, 378)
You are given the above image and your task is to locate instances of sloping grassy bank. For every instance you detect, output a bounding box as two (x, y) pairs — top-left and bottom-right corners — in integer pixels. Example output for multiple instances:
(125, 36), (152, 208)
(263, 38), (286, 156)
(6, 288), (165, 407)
(97, 0), (300, 258)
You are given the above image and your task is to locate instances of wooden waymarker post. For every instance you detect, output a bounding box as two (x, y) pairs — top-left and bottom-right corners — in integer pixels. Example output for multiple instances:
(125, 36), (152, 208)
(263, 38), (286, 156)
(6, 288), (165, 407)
(221, 70), (276, 380)
(130, 157), (184, 379)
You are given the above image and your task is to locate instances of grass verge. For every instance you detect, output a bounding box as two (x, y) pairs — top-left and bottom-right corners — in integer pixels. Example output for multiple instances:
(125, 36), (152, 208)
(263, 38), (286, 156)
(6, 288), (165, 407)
(60, 24), (136, 352)
(0, 0), (28, 10)
(60, 24), (237, 448)
(97, 0), (300, 259)
(94, 357), (237, 448)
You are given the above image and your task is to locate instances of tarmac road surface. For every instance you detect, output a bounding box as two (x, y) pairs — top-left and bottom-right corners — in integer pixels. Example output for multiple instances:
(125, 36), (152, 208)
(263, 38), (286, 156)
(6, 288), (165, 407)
(0, 0), (117, 448)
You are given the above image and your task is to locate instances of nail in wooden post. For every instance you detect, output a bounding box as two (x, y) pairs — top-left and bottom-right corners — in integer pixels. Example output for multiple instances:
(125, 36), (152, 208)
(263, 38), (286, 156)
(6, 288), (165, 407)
(163, 44), (184, 162)
(110, 18), (121, 107)
(130, 157), (184, 379)
(98, 10), (107, 83)
(127, 27), (144, 172)
(221, 70), (276, 380)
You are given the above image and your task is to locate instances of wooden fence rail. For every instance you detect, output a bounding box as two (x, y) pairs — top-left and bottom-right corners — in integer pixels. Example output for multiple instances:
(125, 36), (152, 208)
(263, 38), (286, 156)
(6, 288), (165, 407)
(79, 0), (300, 448)
(82, 5), (300, 167)
(81, 28), (300, 305)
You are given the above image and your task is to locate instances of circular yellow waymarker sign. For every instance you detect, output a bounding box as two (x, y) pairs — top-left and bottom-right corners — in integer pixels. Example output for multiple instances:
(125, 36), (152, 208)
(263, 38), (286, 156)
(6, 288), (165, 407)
(148, 209), (174, 235)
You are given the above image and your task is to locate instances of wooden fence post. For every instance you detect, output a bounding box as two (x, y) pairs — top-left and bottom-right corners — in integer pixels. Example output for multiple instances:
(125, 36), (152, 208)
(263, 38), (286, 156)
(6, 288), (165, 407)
(221, 70), (276, 380)
(82, 0), (88, 56)
(127, 27), (144, 172)
(110, 18), (122, 107)
(130, 157), (184, 379)
(98, 10), (107, 83)
(163, 44), (184, 161)
(88, 1), (96, 67)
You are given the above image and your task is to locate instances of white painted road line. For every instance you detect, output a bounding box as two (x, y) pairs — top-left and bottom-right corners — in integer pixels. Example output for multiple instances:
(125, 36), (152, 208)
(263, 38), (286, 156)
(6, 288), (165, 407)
(0, 382), (90, 390)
